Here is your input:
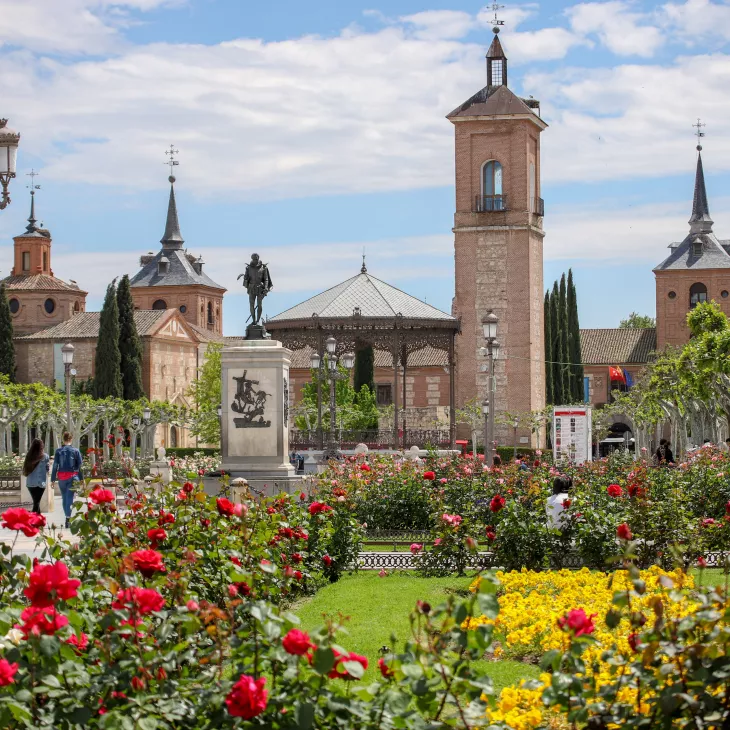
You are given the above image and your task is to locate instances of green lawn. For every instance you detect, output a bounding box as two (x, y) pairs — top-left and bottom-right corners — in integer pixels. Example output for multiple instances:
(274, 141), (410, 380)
(294, 571), (539, 690)
(690, 567), (730, 589)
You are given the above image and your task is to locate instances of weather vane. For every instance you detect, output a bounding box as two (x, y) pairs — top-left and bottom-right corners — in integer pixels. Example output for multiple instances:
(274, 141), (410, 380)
(489, 1), (505, 33)
(361, 247), (367, 274)
(164, 145), (179, 182)
(693, 118), (705, 151)
(26, 168), (40, 193)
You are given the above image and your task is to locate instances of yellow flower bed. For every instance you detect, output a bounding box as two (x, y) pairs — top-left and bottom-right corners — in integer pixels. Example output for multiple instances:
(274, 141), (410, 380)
(468, 567), (697, 729)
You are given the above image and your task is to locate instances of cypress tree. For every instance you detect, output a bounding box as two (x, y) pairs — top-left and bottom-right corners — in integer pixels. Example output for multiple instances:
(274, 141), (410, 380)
(0, 283), (15, 381)
(559, 274), (570, 401)
(94, 282), (123, 399)
(567, 269), (584, 402)
(544, 290), (553, 405)
(354, 344), (375, 395)
(116, 275), (144, 400)
(550, 281), (563, 404)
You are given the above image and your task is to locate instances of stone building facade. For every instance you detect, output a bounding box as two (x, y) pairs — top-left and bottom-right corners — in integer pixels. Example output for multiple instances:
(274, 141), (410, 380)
(449, 31), (546, 445)
(2, 193), (87, 336)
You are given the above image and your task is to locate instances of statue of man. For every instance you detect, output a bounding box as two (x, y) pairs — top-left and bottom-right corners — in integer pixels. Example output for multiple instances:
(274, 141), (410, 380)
(237, 253), (273, 326)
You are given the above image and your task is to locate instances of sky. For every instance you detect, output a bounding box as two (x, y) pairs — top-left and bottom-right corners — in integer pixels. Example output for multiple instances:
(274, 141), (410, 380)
(2, 0), (730, 336)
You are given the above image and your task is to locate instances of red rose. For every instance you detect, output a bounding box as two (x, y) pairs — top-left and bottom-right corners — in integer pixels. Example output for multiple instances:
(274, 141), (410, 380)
(89, 488), (116, 506)
(423, 471), (436, 480)
(329, 650), (368, 680)
(557, 608), (596, 637)
(562, 499), (572, 509)
(112, 587), (165, 615)
(698, 556), (708, 568)
(2, 507), (41, 537)
(617, 523), (633, 541)
(158, 511), (175, 526)
(29, 513), (46, 529)
(628, 633), (640, 652)
(186, 599), (199, 611)
(17, 606), (69, 637)
(147, 528), (167, 548)
(485, 530), (496, 542)
(216, 498), (235, 517)
(67, 632), (89, 653)
(282, 629), (312, 655)
(294, 570), (303, 580)
(360, 463), (371, 472)
(308, 502), (333, 515)
(0, 658), (18, 686)
(299, 492), (306, 501)
(156, 667), (167, 681)
(628, 484), (638, 497)
(225, 675), (268, 718)
(292, 553), (303, 563)
(229, 582), (251, 597)
(183, 482), (195, 493)
(200, 518), (211, 528)
(230, 556), (242, 566)
(607, 484), (623, 498)
(378, 658), (395, 678)
(130, 549), (165, 578)
(490, 495), (506, 513)
(322, 554), (332, 567)
(130, 676), (146, 691)
(24, 561), (80, 607)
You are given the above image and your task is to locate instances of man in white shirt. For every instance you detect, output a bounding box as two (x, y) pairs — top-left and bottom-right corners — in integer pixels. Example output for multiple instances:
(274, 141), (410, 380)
(546, 475), (572, 530)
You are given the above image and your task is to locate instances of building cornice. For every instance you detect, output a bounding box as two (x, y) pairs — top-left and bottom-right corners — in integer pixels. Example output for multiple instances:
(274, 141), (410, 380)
(451, 114), (547, 131)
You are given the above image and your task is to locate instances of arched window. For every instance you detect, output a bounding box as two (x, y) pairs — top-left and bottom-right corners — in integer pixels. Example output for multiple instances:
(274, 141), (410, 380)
(690, 283), (708, 308)
(170, 426), (178, 448)
(152, 299), (167, 310)
(207, 301), (214, 325)
(480, 160), (504, 211)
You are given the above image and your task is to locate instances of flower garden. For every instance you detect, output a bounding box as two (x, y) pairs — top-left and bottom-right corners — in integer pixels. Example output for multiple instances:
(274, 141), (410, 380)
(0, 448), (728, 728)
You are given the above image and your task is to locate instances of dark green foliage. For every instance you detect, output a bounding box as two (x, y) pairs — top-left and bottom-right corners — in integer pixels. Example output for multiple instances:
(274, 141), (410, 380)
(94, 282), (122, 399)
(354, 344), (375, 395)
(549, 281), (563, 404)
(116, 275), (144, 401)
(558, 274), (570, 400)
(0, 283), (15, 381)
(567, 269), (584, 402)
(544, 290), (553, 404)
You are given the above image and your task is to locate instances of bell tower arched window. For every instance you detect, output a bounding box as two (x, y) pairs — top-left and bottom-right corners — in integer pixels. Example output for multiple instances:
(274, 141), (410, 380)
(480, 160), (504, 211)
(690, 282), (707, 308)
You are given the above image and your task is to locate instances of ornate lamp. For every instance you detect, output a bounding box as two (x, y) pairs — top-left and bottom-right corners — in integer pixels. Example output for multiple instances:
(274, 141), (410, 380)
(481, 310), (498, 341)
(310, 352), (321, 370)
(0, 119), (20, 211)
(341, 352), (355, 370)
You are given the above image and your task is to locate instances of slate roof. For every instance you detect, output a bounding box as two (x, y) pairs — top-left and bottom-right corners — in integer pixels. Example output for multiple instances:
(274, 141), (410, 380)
(130, 248), (225, 291)
(288, 346), (449, 369)
(580, 328), (656, 365)
(190, 323), (224, 344)
(269, 271), (457, 323)
(447, 84), (543, 121)
(17, 310), (170, 340)
(2, 274), (86, 293)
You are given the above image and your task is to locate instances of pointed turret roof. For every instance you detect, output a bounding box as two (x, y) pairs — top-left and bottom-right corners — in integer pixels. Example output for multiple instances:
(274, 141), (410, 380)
(486, 33), (506, 59)
(689, 150), (713, 234)
(161, 176), (184, 249)
(15, 191), (50, 239)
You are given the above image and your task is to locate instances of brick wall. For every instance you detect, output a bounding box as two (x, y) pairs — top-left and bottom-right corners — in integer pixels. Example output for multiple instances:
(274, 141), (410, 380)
(7, 290), (86, 336)
(131, 285), (224, 335)
(14, 339), (95, 386)
(583, 364), (644, 407)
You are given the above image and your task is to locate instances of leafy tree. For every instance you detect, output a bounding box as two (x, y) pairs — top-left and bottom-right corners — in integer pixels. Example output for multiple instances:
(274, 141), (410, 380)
(94, 282), (123, 399)
(544, 290), (553, 405)
(0, 283), (15, 381)
(549, 281), (563, 404)
(116, 274), (144, 401)
(619, 312), (656, 328)
(353, 344), (375, 395)
(187, 342), (223, 445)
(558, 274), (570, 398)
(567, 269), (584, 401)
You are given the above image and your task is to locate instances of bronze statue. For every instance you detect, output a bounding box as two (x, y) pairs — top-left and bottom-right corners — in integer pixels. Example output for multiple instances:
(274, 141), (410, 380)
(237, 253), (273, 328)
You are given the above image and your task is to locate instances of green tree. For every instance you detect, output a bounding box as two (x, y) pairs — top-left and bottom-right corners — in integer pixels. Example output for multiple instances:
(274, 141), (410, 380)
(116, 274), (144, 401)
(354, 344), (375, 395)
(550, 281), (563, 404)
(619, 312), (656, 328)
(187, 342), (222, 445)
(544, 290), (553, 405)
(0, 283), (15, 382)
(567, 269), (584, 402)
(558, 274), (570, 401)
(94, 282), (123, 399)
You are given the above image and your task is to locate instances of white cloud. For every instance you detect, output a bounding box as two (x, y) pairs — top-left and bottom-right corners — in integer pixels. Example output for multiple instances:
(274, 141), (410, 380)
(660, 0), (730, 43)
(399, 10), (474, 40)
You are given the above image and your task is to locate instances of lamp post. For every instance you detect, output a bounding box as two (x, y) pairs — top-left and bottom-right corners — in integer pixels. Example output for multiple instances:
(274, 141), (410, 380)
(143, 406), (152, 458)
(131, 415), (140, 461)
(481, 311), (499, 467)
(482, 398), (489, 462)
(513, 417), (519, 461)
(0, 119), (20, 211)
(311, 336), (354, 461)
(61, 343), (74, 431)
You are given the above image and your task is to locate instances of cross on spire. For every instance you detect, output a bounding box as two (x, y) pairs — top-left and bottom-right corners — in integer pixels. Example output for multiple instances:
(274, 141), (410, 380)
(26, 168), (40, 191)
(164, 144), (179, 182)
(693, 118), (705, 151)
(489, 1), (505, 33)
(361, 248), (367, 274)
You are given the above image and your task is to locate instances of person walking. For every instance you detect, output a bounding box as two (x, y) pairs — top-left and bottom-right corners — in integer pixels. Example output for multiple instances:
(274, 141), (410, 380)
(23, 438), (50, 515)
(51, 432), (84, 528)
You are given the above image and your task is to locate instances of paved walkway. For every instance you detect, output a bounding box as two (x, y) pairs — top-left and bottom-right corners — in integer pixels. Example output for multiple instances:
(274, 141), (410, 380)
(0, 498), (76, 557)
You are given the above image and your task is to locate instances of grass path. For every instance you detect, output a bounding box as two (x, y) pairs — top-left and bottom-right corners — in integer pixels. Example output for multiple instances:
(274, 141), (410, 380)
(294, 571), (539, 690)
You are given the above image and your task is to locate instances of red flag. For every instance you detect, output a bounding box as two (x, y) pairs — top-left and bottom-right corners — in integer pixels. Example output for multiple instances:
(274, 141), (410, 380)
(609, 366), (625, 383)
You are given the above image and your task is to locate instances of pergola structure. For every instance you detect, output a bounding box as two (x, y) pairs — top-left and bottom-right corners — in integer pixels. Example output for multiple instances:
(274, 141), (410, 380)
(266, 263), (460, 448)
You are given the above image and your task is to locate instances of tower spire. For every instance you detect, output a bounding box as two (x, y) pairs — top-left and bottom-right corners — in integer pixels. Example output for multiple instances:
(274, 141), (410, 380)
(689, 119), (713, 234)
(160, 145), (184, 248)
(24, 169), (41, 234)
(486, 3), (507, 89)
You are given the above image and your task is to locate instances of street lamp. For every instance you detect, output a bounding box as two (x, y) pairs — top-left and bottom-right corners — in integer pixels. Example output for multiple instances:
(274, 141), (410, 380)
(143, 406), (152, 458)
(0, 119), (20, 211)
(61, 343), (74, 430)
(482, 398), (489, 463)
(481, 311), (499, 466)
(311, 337), (355, 461)
(131, 415), (140, 461)
(513, 417), (519, 461)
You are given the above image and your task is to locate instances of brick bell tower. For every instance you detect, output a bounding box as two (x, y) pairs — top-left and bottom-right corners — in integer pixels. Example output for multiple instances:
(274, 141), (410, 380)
(448, 22), (546, 446)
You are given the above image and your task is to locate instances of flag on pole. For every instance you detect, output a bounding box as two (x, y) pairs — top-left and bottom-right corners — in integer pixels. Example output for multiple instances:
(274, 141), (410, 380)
(625, 370), (634, 389)
(608, 366), (626, 383)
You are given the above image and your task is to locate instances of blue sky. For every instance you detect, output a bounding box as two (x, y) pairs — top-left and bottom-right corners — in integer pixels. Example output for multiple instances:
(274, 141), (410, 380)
(2, 0), (730, 335)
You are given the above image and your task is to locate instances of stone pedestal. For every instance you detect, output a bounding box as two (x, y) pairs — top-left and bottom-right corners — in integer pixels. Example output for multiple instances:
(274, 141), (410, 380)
(221, 340), (297, 496)
(21, 474), (54, 512)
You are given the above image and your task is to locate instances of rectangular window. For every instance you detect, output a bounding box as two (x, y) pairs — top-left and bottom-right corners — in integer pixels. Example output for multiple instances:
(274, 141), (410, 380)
(22, 252), (30, 271)
(376, 384), (392, 406)
(490, 59), (503, 86)
(42, 251), (48, 272)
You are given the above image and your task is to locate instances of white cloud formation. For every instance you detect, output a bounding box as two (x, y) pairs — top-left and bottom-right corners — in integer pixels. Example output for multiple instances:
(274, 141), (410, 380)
(660, 0), (730, 43)
(399, 10), (474, 40)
